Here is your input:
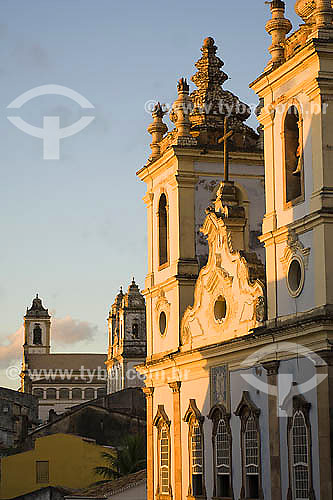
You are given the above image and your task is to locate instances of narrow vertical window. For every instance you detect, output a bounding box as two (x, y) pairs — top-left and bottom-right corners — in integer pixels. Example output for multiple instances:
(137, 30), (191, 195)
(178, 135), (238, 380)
(160, 426), (170, 494)
(191, 422), (203, 496)
(292, 411), (309, 499)
(184, 399), (206, 498)
(284, 105), (302, 204)
(245, 416), (259, 499)
(235, 392), (262, 500)
(216, 419), (231, 497)
(153, 405), (171, 498)
(158, 193), (168, 267)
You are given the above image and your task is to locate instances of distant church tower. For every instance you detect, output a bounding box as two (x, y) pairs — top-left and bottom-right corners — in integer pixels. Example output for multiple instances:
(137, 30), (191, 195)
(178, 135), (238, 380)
(23, 294), (51, 356)
(106, 279), (146, 394)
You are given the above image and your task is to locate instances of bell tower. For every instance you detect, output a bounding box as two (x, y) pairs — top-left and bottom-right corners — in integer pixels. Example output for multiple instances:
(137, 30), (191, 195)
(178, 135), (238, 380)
(251, 0), (333, 320)
(106, 279), (146, 394)
(137, 37), (263, 359)
(23, 294), (51, 356)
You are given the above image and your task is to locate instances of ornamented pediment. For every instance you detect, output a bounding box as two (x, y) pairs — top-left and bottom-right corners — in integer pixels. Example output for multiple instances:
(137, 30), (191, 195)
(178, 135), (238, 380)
(181, 207), (265, 349)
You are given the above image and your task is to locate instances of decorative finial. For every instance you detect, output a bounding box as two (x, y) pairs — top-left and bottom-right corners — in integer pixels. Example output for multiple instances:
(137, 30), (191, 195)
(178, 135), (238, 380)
(265, 1), (292, 68)
(177, 77), (190, 93)
(36, 293), (39, 299)
(314, 0), (333, 28)
(147, 102), (168, 161)
(170, 78), (192, 138)
(203, 36), (215, 48)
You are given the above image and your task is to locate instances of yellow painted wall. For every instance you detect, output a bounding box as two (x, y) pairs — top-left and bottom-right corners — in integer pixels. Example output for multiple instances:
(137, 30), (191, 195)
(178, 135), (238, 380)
(0, 433), (113, 499)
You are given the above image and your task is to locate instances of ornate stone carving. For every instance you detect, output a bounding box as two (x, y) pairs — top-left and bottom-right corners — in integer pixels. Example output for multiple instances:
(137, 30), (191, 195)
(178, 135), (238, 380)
(280, 229), (311, 272)
(180, 186), (265, 347)
(210, 365), (229, 409)
(255, 296), (266, 323)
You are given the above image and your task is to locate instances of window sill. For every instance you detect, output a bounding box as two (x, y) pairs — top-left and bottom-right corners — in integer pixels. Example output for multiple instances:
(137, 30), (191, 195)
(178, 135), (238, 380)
(158, 261), (170, 271)
(283, 193), (305, 210)
(156, 495), (172, 500)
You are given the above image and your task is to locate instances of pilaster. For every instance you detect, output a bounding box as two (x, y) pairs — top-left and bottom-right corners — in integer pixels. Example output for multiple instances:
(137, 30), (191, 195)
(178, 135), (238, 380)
(316, 351), (333, 500)
(143, 387), (155, 500)
(262, 361), (282, 500)
(169, 382), (182, 500)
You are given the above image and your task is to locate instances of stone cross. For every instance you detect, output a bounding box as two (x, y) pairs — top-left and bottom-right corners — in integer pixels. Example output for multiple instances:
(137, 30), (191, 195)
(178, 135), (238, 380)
(218, 117), (234, 182)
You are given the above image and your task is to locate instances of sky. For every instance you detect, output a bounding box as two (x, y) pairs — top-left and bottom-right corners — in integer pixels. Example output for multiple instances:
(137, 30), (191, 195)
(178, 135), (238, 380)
(0, 0), (301, 389)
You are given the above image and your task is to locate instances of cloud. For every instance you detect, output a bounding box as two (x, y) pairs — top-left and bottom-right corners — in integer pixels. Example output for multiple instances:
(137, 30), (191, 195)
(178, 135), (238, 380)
(0, 327), (23, 368)
(52, 316), (98, 346)
(0, 317), (98, 368)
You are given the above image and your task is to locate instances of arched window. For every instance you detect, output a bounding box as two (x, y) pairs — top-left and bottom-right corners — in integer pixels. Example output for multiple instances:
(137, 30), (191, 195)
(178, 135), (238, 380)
(33, 323), (42, 345)
(33, 388), (44, 400)
(158, 193), (168, 267)
(209, 405), (232, 498)
(46, 388), (56, 400)
(292, 411), (309, 498)
(235, 391), (262, 500)
(72, 388), (82, 400)
(84, 388), (95, 400)
(59, 388), (69, 400)
(184, 399), (206, 498)
(160, 425), (170, 494)
(244, 416), (259, 498)
(287, 397), (314, 500)
(284, 105), (303, 204)
(153, 405), (171, 498)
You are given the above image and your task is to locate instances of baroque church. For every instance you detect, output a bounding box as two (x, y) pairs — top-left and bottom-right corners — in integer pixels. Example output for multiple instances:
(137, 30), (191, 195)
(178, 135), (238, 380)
(138, 2), (333, 500)
(20, 278), (147, 421)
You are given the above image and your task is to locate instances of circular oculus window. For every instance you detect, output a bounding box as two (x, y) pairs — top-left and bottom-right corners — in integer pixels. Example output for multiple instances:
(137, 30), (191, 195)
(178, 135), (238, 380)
(159, 311), (167, 335)
(214, 295), (227, 321)
(286, 257), (304, 297)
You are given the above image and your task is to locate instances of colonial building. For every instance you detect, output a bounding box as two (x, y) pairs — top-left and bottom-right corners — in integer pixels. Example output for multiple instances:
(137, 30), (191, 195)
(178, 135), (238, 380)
(138, 4), (333, 500)
(0, 387), (38, 452)
(106, 279), (146, 394)
(20, 295), (106, 422)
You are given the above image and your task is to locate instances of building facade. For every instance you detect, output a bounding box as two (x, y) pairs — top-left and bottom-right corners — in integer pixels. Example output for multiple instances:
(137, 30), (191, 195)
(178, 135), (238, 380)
(20, 295), (106, 422)
(0, 433), (113, 499)
(0, 387), (38, 452)
(106, 279), (147, 394)
(138, 8), (333, 500)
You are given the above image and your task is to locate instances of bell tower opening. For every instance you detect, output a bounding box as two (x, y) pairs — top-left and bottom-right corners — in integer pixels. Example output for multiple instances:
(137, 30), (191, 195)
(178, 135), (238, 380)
(284, 105), (302, 204)
(33, 323), (42, 345)
(158, 193), (168, 267)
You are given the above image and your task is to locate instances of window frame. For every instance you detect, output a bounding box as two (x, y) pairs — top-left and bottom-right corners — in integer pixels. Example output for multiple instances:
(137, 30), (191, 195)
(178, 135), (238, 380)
(287, 395), (315, 500)
(153, 405), (172, 500)
(158, 192), (170, 270)
(235, 391), (263, 500)
(208, 404), (233, 500)
(36, 461), (49, 484)
(184, 399), (206, 500)
(281, 101), (305, 209)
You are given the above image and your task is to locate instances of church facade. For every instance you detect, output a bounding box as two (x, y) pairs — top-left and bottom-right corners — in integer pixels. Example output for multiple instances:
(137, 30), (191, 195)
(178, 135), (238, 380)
(138, 3), (333, 500)
(20, 295), (106, 421)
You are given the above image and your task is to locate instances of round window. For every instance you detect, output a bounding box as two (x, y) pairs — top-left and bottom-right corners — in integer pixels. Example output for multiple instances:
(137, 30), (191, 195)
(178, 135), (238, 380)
(287, 257), (304, 297)
(159, 311), (167, 335)
(214, 296), (227, 321)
